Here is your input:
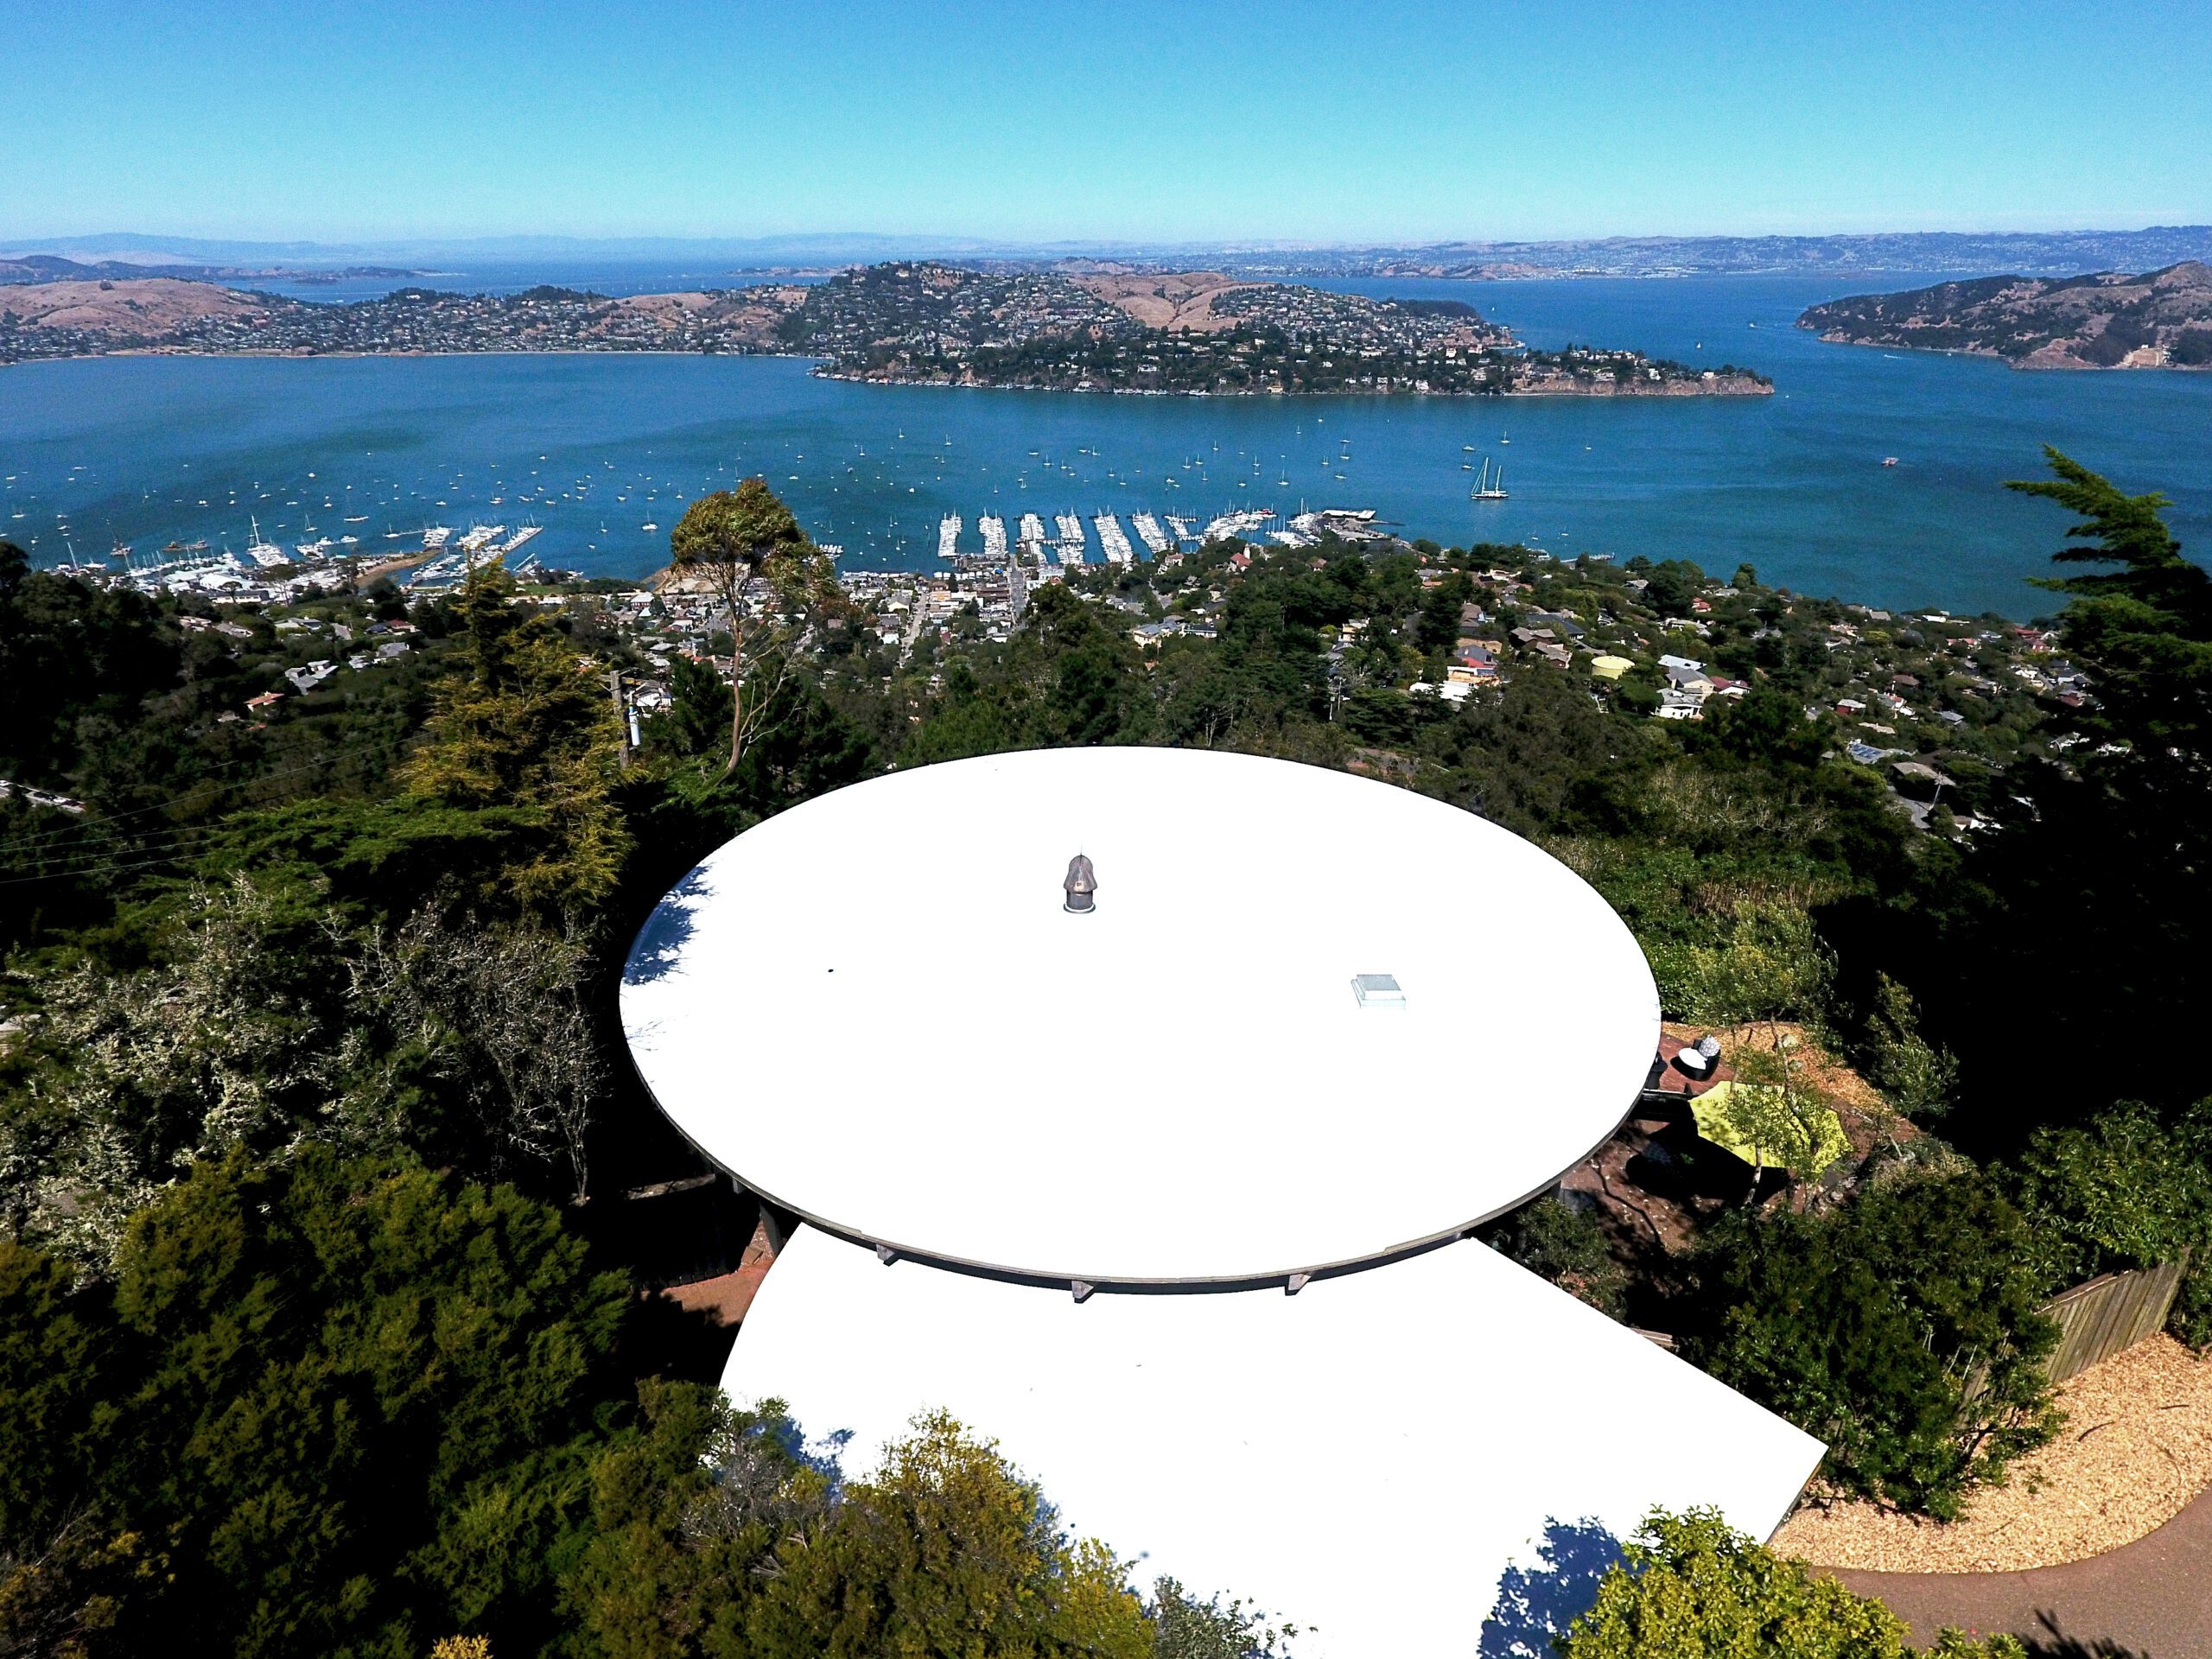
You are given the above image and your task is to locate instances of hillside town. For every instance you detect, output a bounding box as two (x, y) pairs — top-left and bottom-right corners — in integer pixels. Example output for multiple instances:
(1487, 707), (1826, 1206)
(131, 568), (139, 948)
(0, 262), (1768, 395)
(79, 509), (2082, 847)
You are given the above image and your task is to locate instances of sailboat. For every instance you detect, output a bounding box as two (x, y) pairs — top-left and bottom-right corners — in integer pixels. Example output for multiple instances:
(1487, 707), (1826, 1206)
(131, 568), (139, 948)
(245, 516), (289, 567)
(1471, 458), (1508, 501)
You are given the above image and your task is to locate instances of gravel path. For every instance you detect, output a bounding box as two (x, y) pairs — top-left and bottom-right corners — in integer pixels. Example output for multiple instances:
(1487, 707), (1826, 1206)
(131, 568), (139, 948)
(1777, 1335), (2212, 1572)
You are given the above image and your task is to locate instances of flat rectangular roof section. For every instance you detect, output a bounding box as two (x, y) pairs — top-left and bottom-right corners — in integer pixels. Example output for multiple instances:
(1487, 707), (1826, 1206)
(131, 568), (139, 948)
(726, 1228), (1825, 1659)
(1351, 972), (1406, 1008)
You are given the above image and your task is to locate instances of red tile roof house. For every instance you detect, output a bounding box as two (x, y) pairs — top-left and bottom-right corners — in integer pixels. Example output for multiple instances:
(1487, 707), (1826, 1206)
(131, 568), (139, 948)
(1449, 643), (1502, 683)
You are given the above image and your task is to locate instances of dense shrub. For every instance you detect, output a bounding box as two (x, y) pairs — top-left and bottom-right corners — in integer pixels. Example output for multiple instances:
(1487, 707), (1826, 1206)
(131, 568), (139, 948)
(1678, 1174), (2058, 1517)
(0, 1151), (632, 1658)
(1480, 1195), (1627, 1319)
(1558, 1509), (2024, 1658)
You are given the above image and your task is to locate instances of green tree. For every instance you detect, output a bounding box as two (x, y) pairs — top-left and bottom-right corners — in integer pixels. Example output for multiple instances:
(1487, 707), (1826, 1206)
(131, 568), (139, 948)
(0, 1236), (143, 1658)
(559, 1397), (1159, 1659)
(402, 560), (630, 912)
(1717, 1032), (1851, 1207)
(900, 658), (1029, 765)
(2007, 446), (2212, 753)
(1675, 899), (1834, 1035)
(667, 480), (836, 774)
(554, 1381), (835, 1659)
(1681, 1174), (2058, 1517)
(1859, 972), (1957, 1128)
(1, 870), (353, 1268)
(1424, 668), (1649, 837)
(1641, 560), (1706, 619)
(2012, 1100), (2212, 1346)
(0, 541), (183, 788)
(1896, 454), (2212, 1141)
(1479, 1196), (1627, 1319)
(1557, 1509), (2024, 1658)
(0, 870), (610, 1264)
(1694, 686), (1827, 772)
(1675, 897), (1848, 1205)
(1147, 1579), (1296, 1659)
(1020, 582), (1154, 747)
(0, 1151), (633, 1659)
(754, 1411), (1152, 1659)
(651, 654), (734, 763)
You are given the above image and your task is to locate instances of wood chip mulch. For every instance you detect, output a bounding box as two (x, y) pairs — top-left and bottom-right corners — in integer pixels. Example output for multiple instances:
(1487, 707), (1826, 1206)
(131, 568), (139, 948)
(1772, 1334), (2212, 1573)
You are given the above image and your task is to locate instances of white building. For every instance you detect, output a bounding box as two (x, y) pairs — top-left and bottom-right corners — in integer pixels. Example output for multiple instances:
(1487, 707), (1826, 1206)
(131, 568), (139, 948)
(620, 748), (1823, 1656)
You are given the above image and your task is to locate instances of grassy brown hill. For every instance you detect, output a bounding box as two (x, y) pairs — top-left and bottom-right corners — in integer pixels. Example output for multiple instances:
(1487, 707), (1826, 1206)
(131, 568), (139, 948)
(0, 277), (279, 337)
(1798, 261), (2212, 368)
(1067, 270), (1264, 332)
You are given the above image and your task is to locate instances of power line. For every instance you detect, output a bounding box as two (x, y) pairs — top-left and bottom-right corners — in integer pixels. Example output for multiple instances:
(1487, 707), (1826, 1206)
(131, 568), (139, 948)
(0, 822), (251, 879)
(0, 853), (231, 890)
(0, 750), (405, 857)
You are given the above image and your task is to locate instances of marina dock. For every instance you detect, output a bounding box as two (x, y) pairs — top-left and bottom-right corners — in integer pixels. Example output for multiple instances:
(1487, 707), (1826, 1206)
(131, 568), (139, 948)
(1093, 513), (1135, 565)
(1054, 513), (1087, 565)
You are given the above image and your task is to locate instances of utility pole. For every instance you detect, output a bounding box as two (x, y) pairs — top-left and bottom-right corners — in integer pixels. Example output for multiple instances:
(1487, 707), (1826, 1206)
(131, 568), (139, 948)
(607, 668), (630, 772)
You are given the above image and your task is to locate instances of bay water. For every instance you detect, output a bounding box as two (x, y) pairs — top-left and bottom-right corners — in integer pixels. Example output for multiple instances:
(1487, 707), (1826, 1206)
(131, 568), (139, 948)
(3, 273), (2206, 617)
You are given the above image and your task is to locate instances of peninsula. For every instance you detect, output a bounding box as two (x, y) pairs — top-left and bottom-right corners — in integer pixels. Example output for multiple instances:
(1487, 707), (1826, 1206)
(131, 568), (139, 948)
(0, 260), (1770, 395)
(1797, 261), (2212, 368)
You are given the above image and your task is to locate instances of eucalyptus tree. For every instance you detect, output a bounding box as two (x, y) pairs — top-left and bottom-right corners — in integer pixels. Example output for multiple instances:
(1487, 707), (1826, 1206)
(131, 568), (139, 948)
(667, 479), (836, 774)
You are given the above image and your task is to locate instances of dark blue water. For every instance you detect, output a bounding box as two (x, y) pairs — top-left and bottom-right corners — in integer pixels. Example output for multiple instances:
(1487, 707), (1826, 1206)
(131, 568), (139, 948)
(3, 273), (2206, 616)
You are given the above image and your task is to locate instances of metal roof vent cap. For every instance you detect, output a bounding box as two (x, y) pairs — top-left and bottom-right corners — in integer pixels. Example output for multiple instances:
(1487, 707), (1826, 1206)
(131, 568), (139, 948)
(1063, 854), (1097, 914)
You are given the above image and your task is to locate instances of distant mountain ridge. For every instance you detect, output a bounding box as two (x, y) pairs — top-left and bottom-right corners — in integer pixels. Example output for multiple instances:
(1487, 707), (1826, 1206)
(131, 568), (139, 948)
(0, 253), (414, 287)
(8, 226), (2212, 281)
(1796, 262), (2212, 368)
(1310, 227), (2212, 280)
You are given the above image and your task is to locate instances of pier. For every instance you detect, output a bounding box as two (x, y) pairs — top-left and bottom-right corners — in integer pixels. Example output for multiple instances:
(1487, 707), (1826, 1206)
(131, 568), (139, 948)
(1093, 512), (1135, 565)
(1054, 513), (1087, 565)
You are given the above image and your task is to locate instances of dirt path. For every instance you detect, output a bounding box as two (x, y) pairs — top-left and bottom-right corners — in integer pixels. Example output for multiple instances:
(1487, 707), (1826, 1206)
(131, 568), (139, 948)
(1832, 1484), (2212, 1655)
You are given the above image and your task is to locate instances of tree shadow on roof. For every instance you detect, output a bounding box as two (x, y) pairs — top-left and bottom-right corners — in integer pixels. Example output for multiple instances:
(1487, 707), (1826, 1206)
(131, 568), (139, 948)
(624, 862), (713, 985)
(1477, 1517), (1623, 1659)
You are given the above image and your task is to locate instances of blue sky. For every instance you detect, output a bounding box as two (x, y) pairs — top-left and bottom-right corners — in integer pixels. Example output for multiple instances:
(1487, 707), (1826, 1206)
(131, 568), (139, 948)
(5, 0), (2208, 244)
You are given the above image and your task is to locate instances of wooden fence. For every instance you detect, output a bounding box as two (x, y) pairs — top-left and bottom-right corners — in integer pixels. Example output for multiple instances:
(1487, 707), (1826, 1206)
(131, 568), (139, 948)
(2042, 1260), (2187, 1384)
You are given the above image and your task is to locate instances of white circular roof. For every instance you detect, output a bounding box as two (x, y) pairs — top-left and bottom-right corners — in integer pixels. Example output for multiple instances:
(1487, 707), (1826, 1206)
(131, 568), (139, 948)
(620, 747), (1658, 1284)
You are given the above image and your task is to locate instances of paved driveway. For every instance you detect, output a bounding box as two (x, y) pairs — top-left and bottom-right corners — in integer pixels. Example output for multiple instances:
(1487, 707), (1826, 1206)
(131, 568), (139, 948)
(1831, 1486), (2212, 1656)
